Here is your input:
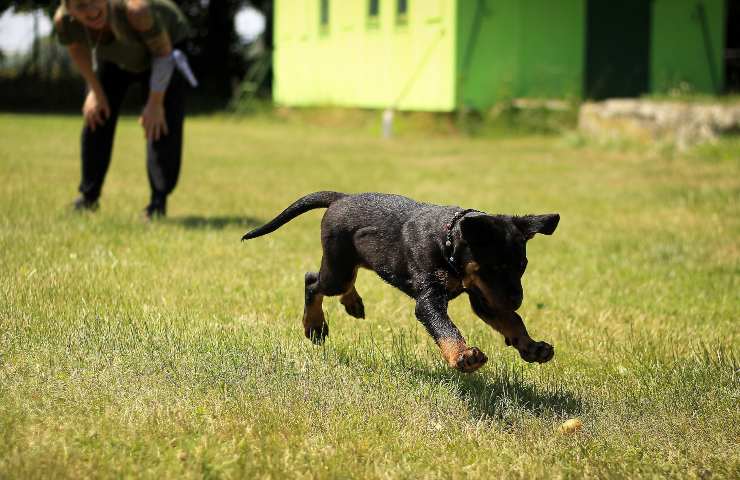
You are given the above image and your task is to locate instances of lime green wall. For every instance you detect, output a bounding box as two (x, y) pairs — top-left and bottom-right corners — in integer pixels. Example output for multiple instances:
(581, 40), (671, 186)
(456, 0), (585, 110)
(274, 0), (728, 112)
(651, 0), (726, 94)
(274, 0), (457, 111)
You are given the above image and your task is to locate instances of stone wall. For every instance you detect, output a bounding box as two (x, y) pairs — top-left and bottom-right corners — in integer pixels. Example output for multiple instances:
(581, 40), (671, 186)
(579, 99), (740, 150)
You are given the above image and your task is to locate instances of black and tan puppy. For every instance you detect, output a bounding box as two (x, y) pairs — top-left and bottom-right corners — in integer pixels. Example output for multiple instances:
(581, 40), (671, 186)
(242, 192), (559, 373)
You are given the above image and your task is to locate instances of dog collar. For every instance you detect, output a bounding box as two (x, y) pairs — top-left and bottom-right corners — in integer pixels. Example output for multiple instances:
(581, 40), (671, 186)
(443, 208), (479, 275)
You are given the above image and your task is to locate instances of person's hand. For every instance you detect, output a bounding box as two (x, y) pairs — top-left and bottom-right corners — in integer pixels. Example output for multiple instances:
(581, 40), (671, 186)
(139, 101), (168, 142)
(82, 90), (110, 131)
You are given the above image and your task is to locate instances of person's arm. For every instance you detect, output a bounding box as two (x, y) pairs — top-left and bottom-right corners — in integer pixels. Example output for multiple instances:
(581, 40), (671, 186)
(127, 0), (173, 141)
(67, 42), (111, 131)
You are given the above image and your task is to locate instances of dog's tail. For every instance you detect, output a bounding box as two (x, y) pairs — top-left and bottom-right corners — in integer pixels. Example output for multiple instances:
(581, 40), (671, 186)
(241, 191), (347, 241)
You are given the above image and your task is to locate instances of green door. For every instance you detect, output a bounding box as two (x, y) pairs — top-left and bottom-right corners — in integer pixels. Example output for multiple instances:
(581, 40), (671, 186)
(585, 0), (652, 99)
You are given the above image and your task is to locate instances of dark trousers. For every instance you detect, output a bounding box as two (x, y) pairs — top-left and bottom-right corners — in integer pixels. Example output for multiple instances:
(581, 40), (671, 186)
(79, 60), (186, 205)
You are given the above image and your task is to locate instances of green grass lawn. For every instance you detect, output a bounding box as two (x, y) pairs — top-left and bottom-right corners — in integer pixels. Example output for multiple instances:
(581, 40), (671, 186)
(1, 113), (738, 479)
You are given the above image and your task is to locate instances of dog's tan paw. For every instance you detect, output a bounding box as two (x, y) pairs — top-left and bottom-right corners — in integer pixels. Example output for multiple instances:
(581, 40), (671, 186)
(517, 340), (554, 364)
(455, 347), (488, 373)
(304, 323), (329, 345)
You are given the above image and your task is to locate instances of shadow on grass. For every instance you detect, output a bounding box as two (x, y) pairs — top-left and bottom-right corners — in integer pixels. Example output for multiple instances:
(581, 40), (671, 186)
(412, 366), (583, 421)
(166, 215), (263, 231)
(332, 334), (583, 421)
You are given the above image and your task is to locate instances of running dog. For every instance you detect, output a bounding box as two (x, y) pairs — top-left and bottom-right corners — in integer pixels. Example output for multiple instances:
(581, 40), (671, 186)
(242, 192), (559, 373)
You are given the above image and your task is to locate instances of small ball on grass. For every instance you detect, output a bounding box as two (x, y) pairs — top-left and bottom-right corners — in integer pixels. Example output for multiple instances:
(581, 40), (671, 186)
(559, 418), (583, 434)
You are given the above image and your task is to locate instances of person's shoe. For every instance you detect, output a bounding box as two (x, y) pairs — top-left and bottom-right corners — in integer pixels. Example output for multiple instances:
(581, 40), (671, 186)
(72, 195), (99, 212)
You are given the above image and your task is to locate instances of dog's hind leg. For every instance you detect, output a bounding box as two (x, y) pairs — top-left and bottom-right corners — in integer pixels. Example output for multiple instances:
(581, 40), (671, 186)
(303, 234), (364, 343)
(339, 267), (365, 319)
(303, 271), (328, 344)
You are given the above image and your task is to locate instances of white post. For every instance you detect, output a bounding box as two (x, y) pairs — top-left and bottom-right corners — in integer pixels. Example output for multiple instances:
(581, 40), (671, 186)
(382, 108), (394, 139)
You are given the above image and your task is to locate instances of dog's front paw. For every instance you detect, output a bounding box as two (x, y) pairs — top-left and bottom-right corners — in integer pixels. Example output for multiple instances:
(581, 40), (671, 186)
(455, 347), (488, 373)
(304, 323), (329, 345)
(517, 340), (554, 364)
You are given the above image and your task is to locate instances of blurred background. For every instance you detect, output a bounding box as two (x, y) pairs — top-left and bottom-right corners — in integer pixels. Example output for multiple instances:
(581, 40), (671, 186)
(0, 0), (738, 118)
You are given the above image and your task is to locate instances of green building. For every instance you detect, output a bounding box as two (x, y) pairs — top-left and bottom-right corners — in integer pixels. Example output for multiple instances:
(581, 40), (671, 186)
(273, 0), (731, 112)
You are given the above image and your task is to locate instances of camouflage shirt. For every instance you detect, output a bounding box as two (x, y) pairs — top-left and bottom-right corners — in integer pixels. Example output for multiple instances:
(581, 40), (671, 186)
(55, 0), (191, 73)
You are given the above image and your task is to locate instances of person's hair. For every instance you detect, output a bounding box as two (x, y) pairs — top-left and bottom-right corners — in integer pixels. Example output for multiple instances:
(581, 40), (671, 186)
(63, 0), (105, 8)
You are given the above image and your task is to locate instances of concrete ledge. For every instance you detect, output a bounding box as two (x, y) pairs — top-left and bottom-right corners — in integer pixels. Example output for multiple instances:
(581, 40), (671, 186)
(579, 99), (740, 149)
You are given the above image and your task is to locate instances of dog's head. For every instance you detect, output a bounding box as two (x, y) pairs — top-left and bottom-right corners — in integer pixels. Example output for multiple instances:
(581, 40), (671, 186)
(459, 213), (559, 311)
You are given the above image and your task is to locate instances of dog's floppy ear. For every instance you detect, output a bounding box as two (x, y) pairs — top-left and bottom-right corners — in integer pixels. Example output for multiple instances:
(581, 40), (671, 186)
(513, 214), (560, 240)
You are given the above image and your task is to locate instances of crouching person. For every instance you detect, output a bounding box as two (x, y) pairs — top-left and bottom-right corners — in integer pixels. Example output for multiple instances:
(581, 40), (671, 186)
(55, 0), (197, 219)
